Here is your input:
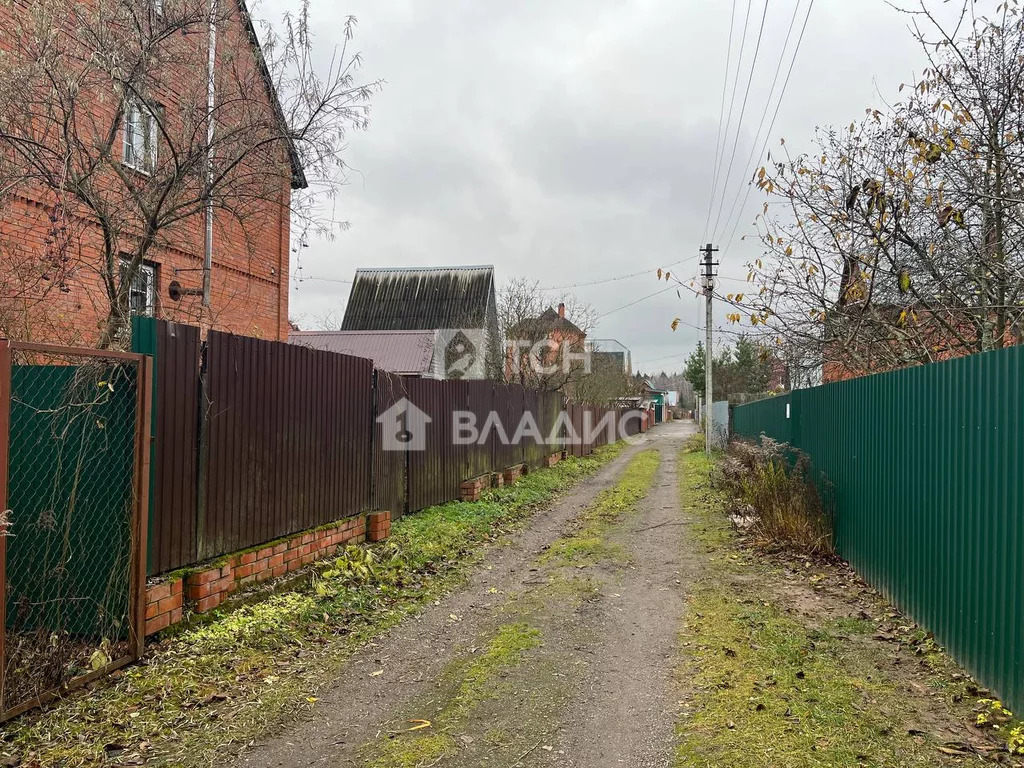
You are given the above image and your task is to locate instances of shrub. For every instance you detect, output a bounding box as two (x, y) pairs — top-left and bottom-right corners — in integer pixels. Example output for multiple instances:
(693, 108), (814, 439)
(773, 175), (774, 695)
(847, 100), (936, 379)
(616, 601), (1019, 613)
(719, 437), (833, 555)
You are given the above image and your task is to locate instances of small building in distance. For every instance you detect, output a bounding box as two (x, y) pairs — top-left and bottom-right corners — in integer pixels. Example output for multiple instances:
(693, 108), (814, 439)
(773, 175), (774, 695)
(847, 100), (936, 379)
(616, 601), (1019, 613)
(338, 265), (501, 380)
(289, 329), (443, 378)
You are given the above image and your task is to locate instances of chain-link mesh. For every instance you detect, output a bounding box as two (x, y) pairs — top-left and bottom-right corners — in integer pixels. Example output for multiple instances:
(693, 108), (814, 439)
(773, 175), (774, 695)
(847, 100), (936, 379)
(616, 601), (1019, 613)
(3, 347), (141, 715)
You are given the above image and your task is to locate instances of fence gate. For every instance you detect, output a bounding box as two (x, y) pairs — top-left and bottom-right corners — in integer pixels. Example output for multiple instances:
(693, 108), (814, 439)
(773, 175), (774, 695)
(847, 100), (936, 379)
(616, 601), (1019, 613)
(0, 341), (151, 721)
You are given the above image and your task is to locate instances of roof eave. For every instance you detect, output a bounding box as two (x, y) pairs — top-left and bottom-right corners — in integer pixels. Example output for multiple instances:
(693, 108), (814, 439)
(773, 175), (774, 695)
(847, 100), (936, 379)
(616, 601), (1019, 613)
(238, 0), (307, 190)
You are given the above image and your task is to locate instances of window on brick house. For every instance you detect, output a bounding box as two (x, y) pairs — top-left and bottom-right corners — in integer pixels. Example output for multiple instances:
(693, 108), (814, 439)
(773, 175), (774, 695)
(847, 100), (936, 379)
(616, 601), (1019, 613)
(122, 100), (159, 173)
(120, 258), (157, 317)
(151, 0), (163, 16)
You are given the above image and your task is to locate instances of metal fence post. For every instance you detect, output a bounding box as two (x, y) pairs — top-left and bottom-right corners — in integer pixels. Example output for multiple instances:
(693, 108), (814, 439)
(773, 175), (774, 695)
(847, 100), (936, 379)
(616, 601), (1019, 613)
(132, 354), (153, 659)
(0, 340), (11, 709)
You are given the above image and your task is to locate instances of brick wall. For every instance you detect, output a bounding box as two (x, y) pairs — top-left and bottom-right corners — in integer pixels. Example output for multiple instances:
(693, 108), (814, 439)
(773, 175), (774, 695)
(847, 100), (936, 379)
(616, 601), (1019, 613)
(145, 514), (370, 636)
(0, 0), (293, 346)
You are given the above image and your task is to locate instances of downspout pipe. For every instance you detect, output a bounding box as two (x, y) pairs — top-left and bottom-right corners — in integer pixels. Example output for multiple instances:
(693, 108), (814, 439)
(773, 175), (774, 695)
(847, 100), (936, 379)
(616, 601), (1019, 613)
(202, 0), (218, 308)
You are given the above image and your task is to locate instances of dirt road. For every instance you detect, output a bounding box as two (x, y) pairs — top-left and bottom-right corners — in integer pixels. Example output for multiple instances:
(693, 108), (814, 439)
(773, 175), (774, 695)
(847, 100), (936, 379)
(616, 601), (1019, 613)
(234, 420), (696, 768)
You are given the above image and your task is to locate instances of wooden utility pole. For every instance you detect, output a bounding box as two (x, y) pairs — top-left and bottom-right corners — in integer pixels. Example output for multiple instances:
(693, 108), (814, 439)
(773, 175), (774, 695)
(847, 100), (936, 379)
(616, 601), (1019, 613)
(701, 243), (719, 455)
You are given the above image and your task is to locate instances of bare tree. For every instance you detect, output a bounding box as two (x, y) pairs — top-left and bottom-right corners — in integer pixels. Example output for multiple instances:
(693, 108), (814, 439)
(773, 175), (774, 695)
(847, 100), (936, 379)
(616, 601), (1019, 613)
(0, 0), (379, 347)
(496, 277), (598, 395)
(725, 0), (1024, 380)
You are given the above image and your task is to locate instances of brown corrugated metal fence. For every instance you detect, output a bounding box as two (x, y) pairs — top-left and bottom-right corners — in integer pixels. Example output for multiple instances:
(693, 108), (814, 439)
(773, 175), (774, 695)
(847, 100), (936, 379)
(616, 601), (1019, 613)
(133, 319), (201, 575)
(133, 319), (647, 574)
(373, 370), (410, 518)
(202, 331), (373, 560)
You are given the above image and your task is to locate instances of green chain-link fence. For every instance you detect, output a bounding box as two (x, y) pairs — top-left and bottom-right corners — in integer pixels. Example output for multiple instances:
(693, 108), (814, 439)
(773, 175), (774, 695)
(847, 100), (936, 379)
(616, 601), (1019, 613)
(0, 342), (148, 718)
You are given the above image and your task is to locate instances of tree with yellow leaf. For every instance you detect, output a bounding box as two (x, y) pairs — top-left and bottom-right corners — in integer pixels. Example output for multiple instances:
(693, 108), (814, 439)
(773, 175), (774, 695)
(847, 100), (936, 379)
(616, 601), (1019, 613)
(737, 0), (1024, 382)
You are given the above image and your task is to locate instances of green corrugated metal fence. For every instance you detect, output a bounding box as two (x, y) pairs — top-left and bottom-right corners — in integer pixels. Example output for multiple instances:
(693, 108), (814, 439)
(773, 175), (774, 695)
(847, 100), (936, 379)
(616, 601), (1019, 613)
(733, 345), (1024, 711)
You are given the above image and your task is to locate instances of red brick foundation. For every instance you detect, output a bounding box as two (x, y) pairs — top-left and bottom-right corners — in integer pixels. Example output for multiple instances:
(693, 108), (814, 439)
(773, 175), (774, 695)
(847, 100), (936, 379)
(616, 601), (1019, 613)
(144, 513), (376, 635)
(544, 452), (562, 468)
(502, 463), (526, 486)
(145, 577), (184, 636)
(367, 510), (391, 542)
(460, 476), (489, 502)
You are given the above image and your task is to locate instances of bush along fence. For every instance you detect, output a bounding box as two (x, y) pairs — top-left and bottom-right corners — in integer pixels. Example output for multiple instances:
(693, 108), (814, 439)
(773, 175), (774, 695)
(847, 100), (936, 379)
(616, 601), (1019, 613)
(732, 343), (1024, 712)
(130, 318), (646, 627)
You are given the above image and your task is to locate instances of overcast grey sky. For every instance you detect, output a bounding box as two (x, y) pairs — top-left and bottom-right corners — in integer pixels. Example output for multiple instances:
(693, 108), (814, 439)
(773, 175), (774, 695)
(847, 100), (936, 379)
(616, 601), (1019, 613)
(259, 0), (938, 374)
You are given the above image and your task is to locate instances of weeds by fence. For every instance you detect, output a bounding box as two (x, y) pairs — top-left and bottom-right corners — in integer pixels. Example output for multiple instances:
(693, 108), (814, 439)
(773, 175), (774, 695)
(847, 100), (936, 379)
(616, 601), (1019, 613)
(719, 437), (832, 555)
(0, 341), (149, 721)
(732, 343), (1024, 711)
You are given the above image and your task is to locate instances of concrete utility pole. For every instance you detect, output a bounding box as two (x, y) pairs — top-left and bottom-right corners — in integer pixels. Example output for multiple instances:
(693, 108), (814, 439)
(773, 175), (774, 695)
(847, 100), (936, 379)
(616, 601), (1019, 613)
(701, 243), (719, 456)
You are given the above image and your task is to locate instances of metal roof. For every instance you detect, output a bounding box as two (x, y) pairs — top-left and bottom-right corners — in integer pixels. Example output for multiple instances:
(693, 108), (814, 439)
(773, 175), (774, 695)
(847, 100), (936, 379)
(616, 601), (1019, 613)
(340, 266), (496, 331)
(288, 329), (438, 375)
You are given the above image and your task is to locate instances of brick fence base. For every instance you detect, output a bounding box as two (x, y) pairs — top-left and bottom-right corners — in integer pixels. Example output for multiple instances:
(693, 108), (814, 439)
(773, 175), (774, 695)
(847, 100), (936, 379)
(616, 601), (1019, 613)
(144, 512), (392, 636)
(502, 463), (526, 486)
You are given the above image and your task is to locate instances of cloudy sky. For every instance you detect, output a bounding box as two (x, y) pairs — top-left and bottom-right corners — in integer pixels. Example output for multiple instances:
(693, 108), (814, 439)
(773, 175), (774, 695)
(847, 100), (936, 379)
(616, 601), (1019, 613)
(259, 0), (942, 374)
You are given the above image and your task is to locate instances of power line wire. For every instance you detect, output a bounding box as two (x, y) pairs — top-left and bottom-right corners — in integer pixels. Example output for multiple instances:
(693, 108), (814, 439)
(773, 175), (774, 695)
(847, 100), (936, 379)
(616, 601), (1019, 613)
(539, 256), (694, 291)
(716, 0), (802, 249)
(721, 0), (815, 254)
(703, 0), (739, 243)
(595, 284), (679, 320)
(708, 0), (753, 239)
(710, 0), (771, 243)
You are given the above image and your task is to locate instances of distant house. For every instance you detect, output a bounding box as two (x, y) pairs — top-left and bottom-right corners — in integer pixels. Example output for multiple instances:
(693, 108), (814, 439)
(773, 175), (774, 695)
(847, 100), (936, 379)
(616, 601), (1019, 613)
(588, 338), (632, 375)
(506, 302), (587, 390)
(289, 329), (443, 377)
(639, 378), (670, 423)
(340, 265), (500, 380)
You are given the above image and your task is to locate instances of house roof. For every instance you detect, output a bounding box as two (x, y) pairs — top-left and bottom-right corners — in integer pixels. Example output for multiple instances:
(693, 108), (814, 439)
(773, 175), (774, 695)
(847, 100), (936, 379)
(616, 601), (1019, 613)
(341, 266), (496, 331)
(537, 307), (585, 336)
(640, 378), (669, 394)
(512, 307), (585, 338)
(289, 329), (438, 375)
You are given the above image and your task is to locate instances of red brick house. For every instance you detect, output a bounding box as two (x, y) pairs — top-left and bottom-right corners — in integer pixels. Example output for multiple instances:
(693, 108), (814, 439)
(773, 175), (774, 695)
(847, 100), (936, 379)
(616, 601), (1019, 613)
(821, 307), (1021, 383)
(0, 0), (302, 346)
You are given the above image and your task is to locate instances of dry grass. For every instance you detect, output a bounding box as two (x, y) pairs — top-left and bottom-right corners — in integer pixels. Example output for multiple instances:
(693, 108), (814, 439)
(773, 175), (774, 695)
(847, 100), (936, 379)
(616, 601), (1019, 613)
(719, 437), (833, 555)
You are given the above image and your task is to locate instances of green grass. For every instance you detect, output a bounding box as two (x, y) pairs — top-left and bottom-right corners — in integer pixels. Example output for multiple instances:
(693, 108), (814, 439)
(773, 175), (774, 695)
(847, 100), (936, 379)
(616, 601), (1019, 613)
(674, 448), (965, 768)
(364, 622), (542, 768)
(542, 449), (661, 567)
(0, 443), (626, 768)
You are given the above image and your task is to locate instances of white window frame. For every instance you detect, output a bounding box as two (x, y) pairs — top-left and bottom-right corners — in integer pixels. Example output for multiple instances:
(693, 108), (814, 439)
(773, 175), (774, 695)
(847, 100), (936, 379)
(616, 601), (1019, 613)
(151, 0), (164, 17)
(122, 100), (159, 173)
(120, 258), (157, 317)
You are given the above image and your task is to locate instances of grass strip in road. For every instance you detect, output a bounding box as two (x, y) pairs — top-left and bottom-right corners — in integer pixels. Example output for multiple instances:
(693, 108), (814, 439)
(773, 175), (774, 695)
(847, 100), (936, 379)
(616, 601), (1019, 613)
(363, 622), (543, 768)
(542, 448), (661, 567)
(0, 443), (627, 768)
(674, 447), (990, 768)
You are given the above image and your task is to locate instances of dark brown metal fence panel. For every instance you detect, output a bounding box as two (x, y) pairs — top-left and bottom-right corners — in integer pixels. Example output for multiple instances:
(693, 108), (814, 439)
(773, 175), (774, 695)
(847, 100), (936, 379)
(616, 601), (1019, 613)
(570, 403), (584, 457)
(373, 370), (409, 518)
(493, 383), (525, 469)
(202, 332), (373, 560)
(150, 321), (200, 574)
(406, 377), (460, 511)
(464, 380), (495, 479)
